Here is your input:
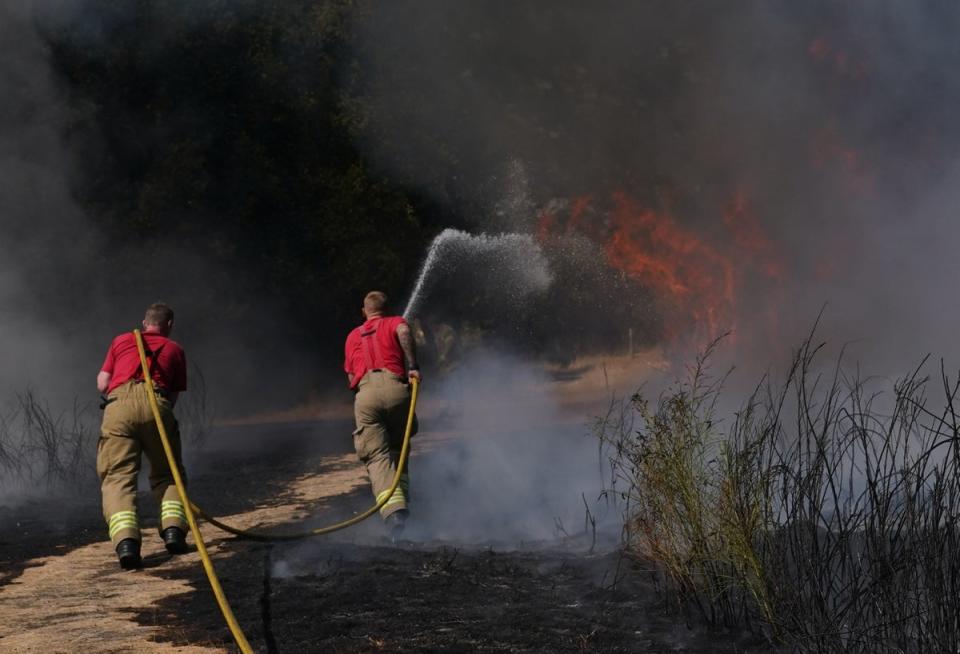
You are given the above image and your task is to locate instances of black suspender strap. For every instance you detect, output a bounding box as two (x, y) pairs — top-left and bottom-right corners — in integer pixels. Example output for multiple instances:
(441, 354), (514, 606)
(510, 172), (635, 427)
(133, 331), (165, 382)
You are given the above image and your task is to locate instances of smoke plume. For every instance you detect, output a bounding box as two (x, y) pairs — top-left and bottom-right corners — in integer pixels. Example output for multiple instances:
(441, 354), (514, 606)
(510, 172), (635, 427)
(406, 351), (616, 544)
(0, 0), (314, 499)
(349, 1), (960, 377)
(0, 0), (101, 401)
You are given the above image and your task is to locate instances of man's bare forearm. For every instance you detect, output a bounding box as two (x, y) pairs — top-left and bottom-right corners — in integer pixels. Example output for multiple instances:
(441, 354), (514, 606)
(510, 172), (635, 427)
(396, 324), (418, 370)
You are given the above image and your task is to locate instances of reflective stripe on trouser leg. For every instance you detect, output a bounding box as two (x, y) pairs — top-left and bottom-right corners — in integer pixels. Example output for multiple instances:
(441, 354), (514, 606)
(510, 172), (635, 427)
(108, 510), (140, 542)
(98, 394), (144, 546)
(354, 372), (414, 520)
(376, 482), (407, 516)
(357, 434), (408, 518)
(160, 499), (188, 531)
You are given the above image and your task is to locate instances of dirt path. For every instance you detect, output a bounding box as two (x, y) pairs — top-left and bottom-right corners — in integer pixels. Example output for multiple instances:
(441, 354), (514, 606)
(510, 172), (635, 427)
(0, 381), (766, 653)
(0, 417), (366, 654)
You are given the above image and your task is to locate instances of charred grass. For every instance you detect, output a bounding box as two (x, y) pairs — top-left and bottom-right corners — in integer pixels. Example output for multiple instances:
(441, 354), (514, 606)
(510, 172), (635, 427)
(0, 362), (212, 492)
(598, 333), (960, 652)
(0, 390), (97, 489)
(132, 540), (761, 653)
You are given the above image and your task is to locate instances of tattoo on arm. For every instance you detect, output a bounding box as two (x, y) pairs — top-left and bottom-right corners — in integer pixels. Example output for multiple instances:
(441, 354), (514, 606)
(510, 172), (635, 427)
(396, 324), (418, 369)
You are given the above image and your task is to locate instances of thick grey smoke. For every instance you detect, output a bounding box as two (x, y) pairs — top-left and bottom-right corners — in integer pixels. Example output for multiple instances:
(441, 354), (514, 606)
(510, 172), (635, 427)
(0, 1), (318, 407)
(0, 0), (303, 500)
(0, 0), (103, 401)
(406, 350), (617, 544)
(5, 0), (956, 548)
(331, 2), (960, 553)
(349, 1), (960, 379)
(0, 0), (101, 500)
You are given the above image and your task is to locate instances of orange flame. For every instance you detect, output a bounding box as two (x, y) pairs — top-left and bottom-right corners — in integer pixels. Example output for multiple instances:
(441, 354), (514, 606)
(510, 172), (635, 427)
(537, 190), (786, 345)
(605, 192), (735, 340)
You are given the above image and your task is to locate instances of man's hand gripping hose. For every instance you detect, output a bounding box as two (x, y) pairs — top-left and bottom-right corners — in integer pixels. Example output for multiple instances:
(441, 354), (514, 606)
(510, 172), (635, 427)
(133, 329), (419, 652)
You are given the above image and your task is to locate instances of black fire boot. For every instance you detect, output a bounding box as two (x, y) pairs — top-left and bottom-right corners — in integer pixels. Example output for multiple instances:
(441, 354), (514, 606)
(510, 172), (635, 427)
(116, 538), (142, 570)
(162, 526), (188, 555)
(385, 509), (409, 543)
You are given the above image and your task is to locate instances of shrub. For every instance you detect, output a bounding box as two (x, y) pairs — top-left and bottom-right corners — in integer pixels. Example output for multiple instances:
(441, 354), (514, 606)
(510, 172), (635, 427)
(600, 334), (960, 652)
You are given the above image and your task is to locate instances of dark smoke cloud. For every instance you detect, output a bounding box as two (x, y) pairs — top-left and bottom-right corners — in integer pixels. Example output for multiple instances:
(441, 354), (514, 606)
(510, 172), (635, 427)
(349, 1), (960, 377)
(0, 2), (327, 503)
(0, 0), (104, 403)
(5, 0), (958, 540)
(0, 0), (326, 419)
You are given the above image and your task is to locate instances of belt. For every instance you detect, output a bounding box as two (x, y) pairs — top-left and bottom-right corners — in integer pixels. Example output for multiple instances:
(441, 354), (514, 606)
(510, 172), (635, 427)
(357, 369), (407, 388)
(100, 383), (168, 410)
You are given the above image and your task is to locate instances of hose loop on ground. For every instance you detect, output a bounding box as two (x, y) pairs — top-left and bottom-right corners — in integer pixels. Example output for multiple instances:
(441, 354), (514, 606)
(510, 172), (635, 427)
(190, 378), (419, 541)
(134, 329), (419, 651)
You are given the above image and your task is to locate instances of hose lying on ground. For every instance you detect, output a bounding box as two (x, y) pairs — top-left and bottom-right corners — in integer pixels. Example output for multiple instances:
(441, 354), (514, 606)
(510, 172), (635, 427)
(134, 328), (419, 651)
(134, 329), (254, 654)
(189, 377), (419, 541)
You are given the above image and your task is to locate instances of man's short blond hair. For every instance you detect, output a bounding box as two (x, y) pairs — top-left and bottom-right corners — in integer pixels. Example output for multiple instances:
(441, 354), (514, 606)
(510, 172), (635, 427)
(144, 302), (175, 325)
(363, 291), (388, 313)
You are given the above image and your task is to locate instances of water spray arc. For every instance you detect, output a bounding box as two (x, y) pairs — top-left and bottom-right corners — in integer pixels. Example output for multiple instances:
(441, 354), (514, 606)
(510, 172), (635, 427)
(403, 229), (454, 320)
(402, 228), (553, 320)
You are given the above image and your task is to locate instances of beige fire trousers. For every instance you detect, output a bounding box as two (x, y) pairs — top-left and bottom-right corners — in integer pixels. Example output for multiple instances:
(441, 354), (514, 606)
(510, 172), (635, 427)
(353, 371), (417, 519)
(96, 381), (188, 546)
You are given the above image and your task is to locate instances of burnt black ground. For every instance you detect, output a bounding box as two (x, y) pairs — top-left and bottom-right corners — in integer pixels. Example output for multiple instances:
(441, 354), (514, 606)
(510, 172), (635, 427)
(1, 417), (770, 653)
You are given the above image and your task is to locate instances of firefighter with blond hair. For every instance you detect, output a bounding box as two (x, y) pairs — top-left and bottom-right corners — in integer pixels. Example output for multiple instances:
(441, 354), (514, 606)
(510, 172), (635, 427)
(96, 302), (189, 569)
(344, 291), (421, 538)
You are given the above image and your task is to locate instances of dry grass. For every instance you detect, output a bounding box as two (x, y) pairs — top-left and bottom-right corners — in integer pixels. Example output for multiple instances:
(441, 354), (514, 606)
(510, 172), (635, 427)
(599, 331), (960, 652)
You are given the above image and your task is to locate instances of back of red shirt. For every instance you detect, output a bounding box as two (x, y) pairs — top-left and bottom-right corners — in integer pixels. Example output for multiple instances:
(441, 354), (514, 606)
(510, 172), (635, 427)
(101, 332), (187, 394)
(344, 316), (407, 389)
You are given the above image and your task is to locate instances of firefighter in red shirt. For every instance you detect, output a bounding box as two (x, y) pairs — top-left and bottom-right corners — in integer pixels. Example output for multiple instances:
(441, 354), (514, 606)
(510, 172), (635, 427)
(344, 291), (421, 538)
(96, 302), (189, 569)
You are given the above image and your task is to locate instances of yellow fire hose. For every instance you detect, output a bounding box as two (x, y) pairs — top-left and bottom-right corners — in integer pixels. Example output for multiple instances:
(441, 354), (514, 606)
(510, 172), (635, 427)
(189, 376), (419, 541)
(133, 329), (419, 653)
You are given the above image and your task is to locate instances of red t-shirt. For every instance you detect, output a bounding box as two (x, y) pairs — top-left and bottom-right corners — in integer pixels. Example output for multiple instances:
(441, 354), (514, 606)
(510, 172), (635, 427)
(101, 332), (188, 394)
(344, 316), (407, 389)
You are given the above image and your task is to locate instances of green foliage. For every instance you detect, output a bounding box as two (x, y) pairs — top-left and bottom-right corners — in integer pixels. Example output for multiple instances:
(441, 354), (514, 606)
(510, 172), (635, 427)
(601, 338), (759, 627)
